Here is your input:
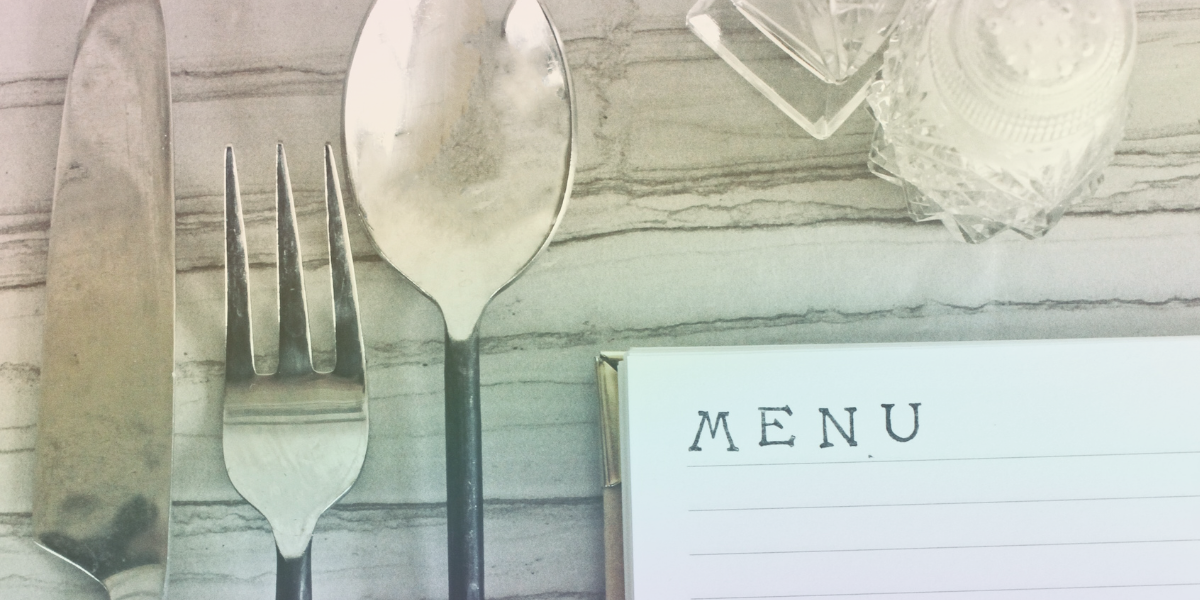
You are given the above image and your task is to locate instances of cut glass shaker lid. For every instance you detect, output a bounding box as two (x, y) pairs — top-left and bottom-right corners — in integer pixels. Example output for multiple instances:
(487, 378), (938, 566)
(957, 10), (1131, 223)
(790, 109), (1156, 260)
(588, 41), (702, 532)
(929, 0), (1136, 144)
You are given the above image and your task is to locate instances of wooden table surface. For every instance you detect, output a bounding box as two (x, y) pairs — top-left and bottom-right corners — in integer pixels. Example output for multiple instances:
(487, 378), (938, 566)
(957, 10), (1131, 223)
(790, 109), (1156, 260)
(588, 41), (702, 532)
(3, 0), (1200, 597)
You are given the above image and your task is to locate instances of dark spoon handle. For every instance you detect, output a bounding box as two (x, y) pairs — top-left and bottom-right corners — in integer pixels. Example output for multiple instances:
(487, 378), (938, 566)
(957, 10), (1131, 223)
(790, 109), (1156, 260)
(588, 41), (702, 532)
(277, 540), (313, 600)
(445, 329), (484, 600)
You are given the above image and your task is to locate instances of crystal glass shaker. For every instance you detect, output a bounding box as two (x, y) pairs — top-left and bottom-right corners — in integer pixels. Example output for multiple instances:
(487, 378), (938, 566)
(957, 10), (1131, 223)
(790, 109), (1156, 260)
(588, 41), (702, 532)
(867, 0), (1137, 243)
(688, 0), (909, 139)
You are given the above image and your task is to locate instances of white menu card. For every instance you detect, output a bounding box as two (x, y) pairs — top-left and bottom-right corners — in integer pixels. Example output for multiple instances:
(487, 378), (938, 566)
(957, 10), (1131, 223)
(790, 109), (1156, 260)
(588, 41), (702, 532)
(619, 338), (1200, 600)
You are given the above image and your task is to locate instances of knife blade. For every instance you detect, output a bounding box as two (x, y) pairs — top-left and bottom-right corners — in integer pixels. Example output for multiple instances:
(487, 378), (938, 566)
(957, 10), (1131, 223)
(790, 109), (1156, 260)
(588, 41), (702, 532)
(33, 0), (175, 598)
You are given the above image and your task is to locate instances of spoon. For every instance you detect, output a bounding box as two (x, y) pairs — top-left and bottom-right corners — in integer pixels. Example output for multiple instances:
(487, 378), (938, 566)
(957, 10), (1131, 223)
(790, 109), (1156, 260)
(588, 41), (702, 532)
(343, 0), (575, 597)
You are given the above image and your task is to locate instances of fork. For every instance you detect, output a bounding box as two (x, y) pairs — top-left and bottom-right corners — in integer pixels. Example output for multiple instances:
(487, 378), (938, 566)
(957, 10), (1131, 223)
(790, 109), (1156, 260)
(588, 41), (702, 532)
(222, 143), (369, 600)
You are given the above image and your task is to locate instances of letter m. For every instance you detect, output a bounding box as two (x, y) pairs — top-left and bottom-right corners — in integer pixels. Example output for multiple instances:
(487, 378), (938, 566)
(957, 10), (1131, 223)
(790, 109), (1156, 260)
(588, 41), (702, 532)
(689, 411), (739, 452)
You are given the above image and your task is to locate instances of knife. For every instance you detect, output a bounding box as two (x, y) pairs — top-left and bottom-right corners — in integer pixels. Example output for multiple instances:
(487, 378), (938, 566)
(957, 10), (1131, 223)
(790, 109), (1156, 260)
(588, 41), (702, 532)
(33, 0), (175, 598)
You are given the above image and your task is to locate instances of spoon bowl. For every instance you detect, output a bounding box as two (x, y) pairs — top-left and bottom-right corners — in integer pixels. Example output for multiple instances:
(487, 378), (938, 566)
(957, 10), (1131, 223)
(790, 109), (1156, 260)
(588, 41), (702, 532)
(345, 0), (574, 340)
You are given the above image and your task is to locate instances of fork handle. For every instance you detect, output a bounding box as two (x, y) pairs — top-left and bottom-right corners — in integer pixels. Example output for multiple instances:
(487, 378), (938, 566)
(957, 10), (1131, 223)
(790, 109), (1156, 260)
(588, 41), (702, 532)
(276, 540), (312, 600)
(445, 329), (484, 600)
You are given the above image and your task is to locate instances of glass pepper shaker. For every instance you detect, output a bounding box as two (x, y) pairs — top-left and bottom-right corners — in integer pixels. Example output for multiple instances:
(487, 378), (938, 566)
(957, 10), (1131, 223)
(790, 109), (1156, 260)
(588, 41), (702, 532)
(867, 0), (1137, 243)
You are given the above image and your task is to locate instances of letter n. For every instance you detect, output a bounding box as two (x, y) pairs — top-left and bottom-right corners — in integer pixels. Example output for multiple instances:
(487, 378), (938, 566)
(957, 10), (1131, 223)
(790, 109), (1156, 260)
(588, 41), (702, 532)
(819, 407), (857, 448)
(689, 411), (739, 451)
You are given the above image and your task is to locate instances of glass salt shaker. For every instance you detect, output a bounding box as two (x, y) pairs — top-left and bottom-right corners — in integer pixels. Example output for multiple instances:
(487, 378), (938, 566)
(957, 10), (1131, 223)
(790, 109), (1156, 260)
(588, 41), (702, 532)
(688, 0), (909, 139)
(867, 0), (1137, 243)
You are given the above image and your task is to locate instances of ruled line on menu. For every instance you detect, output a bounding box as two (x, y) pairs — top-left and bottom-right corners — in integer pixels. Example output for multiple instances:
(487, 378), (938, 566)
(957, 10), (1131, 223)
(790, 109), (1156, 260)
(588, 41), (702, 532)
(691, 582), (1200, 599)
(688, 493), (1200, 513)
(689, 537), (1200, 557)
(686, 449), (1200, 469)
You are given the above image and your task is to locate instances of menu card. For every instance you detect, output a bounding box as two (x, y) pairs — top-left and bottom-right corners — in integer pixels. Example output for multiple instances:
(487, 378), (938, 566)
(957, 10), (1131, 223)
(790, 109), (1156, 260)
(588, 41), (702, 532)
(618, 338), (1200, 600)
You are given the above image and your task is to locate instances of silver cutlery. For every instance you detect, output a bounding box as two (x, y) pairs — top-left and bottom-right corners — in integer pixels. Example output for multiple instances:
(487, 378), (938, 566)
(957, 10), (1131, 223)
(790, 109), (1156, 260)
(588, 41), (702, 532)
(222, 144), (368, 600)
(34, 0), (175, 598)
(343, 0), (575, 597)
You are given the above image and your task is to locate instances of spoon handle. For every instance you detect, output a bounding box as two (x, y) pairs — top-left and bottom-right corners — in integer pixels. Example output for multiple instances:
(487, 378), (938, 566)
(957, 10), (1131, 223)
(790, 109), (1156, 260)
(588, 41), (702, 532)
(445, 330), (485, 600)
(276, 541), (313, 600)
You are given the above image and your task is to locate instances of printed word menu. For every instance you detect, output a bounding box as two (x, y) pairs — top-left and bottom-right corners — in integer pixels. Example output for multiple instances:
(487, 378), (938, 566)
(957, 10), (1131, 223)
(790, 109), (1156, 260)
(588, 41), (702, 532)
(619, 338), (1200, 600)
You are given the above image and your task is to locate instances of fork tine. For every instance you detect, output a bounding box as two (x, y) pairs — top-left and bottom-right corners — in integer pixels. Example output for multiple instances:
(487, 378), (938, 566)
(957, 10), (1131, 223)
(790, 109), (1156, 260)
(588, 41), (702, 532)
(225, 146), (256, 381)
(325, 144), (365, 382)
(275, 143), (314, 377)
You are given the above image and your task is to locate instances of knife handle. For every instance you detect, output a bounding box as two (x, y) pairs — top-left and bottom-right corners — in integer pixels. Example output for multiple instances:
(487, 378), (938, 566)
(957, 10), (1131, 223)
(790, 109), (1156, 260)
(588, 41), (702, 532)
(277, 541), (313, 600)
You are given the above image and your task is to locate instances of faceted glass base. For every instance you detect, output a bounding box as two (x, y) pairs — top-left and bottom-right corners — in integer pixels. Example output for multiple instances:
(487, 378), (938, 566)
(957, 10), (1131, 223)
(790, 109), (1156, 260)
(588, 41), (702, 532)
(687, 0), (890, 140)
(868, 121), (1115, 244)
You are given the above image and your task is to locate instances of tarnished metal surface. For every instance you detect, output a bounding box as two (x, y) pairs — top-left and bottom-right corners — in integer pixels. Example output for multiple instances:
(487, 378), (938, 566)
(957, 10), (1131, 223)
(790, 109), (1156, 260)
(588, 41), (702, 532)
(344, 0), (575, 342)
(33, 0), (175, 598)
(221, 145), (367, 599)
